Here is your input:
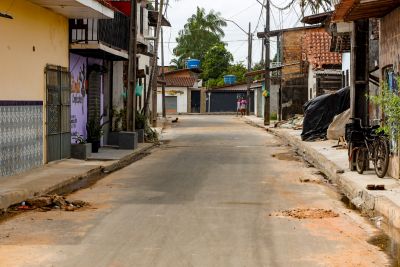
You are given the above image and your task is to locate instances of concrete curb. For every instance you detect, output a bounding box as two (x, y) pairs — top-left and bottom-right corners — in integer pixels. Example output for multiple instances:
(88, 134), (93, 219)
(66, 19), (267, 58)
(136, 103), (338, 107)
(246, 118), (400, 229)
(0, 143), (157, 212)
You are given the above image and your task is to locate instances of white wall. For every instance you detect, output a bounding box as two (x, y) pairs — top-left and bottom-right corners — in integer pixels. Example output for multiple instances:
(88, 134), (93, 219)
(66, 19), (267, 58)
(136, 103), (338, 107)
(342, 53), (351, 72)
(157, 87), (188, 113)
(112, 61), (125, 111)
(308, 65), (317, 100)
(138, 54), (151, 110)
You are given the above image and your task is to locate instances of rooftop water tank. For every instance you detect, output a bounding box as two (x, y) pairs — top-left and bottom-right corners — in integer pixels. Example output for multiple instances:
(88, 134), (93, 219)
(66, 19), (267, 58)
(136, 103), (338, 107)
(224, 75), (237, 85)
(187, 59), (201, 69)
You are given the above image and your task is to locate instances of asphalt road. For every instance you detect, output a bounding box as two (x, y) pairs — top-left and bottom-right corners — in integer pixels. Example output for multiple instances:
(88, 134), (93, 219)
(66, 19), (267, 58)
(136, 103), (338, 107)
(0, 116), (390, 267)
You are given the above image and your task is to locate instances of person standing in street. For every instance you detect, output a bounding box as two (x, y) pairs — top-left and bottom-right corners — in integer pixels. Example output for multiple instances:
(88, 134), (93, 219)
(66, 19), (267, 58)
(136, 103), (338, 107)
(240, 97), (247, 117)
(236, 97), (242, 116)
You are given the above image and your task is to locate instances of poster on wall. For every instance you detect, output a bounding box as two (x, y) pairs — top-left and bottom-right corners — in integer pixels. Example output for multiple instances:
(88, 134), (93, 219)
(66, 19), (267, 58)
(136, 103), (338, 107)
(70, 54), (88, 143)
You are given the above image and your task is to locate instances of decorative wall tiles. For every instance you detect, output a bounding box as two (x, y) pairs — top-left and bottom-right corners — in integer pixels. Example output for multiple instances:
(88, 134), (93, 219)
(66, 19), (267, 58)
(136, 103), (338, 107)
(0, 102), (43, 177)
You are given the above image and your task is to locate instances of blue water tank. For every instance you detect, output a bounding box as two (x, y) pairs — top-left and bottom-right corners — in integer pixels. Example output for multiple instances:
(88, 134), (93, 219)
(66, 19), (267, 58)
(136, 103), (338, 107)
(187, 59), (201, 69)
(224, 75), (237, 85)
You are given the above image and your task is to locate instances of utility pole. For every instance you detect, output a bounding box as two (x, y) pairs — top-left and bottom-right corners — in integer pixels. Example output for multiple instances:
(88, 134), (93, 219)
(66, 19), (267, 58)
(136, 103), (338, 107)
(151, 0), (159, 126)
(127, 0), (138, 131)
(223, 19), (253, 115)
(277, 34), (282, 121)
(161, 27), (166, 118)
(261, 34), (264, 64)
(246, 22), (252, 116)
(264, 0), (270, 126)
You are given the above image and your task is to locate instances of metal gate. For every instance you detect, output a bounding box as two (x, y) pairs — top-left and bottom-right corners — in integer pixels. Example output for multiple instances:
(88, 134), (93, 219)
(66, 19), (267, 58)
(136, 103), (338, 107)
(46, 66), (71, 162)
(165, 96), (177, 114)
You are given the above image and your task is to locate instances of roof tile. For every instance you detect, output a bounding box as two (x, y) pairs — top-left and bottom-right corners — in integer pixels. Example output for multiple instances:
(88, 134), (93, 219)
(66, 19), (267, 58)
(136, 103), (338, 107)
(164, 77), (197, 87)
(303, 29), (342, 70)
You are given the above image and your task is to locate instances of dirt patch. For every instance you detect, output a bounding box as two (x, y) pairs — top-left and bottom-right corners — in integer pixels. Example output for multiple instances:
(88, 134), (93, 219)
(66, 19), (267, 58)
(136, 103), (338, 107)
(298, 176), (322, 184)
(10, 195), (90, 213)
(271, 152), (301, 162)
(271, 208), (339, 219)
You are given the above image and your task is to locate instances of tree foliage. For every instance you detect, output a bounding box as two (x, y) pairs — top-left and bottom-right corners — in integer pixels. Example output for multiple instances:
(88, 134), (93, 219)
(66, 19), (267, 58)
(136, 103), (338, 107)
(172, 7), (227, 68)
(369, 80), (400, 139)
(202, 43), (233, 81)
(206, 62), (247, 88)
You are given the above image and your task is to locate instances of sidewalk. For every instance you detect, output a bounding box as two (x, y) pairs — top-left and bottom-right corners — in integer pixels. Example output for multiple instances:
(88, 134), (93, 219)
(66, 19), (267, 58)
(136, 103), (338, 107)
(0, 143), (156, 211)
(245, 115), (400, 229)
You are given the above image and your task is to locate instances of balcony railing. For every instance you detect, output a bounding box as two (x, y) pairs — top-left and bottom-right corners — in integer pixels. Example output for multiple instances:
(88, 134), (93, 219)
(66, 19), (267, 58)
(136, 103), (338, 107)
(69, 11), (129, 52)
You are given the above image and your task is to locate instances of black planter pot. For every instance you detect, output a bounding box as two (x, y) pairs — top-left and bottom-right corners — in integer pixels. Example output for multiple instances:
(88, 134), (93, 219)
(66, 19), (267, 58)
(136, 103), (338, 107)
(135, 128), (145, 143)
(91, 140), (100, 153)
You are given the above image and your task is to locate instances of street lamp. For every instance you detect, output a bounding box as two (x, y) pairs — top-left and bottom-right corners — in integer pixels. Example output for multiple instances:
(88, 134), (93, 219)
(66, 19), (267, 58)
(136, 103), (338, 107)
(223, 18), (253, 116)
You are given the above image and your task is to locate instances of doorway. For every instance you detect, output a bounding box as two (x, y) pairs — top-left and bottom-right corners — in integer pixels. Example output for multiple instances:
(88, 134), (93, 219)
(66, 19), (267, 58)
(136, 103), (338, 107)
(46, 65), (71, 162)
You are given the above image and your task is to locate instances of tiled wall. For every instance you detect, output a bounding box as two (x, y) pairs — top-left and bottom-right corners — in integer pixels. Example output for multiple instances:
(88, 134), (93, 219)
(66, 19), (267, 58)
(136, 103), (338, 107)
(0, 101), (43, 177)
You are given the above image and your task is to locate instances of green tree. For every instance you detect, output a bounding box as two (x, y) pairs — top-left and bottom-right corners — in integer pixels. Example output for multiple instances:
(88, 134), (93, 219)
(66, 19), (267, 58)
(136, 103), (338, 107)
(223, 63), (247, 83)
(172, 7), (227, 68)
(202, 43), (233, 81)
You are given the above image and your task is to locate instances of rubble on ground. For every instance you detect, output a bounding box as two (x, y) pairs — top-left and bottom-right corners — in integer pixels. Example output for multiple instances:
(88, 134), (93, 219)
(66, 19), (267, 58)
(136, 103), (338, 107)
(15, 195), (90, 212)
(274, 115), (304, 130)
(271, 208), (339, 219)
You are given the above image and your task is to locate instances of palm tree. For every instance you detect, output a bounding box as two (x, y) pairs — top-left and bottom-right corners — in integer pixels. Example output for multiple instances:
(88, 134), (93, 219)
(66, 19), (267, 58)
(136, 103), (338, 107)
(172, 7), (227, 67)
(186, 7), (227, 37)
(281, 0), (332, 14)
(301, 0), (332, 13)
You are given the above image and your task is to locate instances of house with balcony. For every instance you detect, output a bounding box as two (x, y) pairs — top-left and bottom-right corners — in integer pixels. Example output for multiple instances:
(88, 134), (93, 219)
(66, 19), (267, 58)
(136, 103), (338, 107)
(69, 3), (128, 148)
(68, 0), (170, 146)
(0, 0), (113, 177)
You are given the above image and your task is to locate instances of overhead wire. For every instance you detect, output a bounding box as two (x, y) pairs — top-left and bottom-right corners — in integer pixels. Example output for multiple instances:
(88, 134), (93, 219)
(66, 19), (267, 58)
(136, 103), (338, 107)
(227, 2), (259, 19)
(252, 0), (265, 35)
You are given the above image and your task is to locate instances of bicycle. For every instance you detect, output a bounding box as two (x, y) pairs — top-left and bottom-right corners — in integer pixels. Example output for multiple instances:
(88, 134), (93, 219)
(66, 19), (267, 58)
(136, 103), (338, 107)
(346, 118), (390, 178)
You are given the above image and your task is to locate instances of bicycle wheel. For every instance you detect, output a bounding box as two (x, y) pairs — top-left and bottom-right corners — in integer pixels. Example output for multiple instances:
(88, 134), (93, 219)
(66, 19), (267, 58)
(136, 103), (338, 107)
(356, 148), (367, 174)
(374, 137), (390, 178)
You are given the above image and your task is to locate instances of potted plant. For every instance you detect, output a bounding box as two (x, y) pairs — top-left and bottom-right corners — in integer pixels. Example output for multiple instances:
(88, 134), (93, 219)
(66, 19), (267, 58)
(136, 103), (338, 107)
(86, 115), (108, 153)
(71, 135), (92, 160)
(135, 110), (146, 143)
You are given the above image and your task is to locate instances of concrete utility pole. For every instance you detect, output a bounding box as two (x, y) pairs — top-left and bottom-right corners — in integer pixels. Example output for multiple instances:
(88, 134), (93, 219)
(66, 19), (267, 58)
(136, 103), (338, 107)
(246, 22), (252, 116)
(151, 0), (159, 126)
(127, 0), (138, 131)
(349, 19), (369, 170)
(264, 0), (271, 126)
(223, 19), (253, 115)
(277, 34), (282, 121)
(161, 27), (166, 118)
(261, 32), (264, 64)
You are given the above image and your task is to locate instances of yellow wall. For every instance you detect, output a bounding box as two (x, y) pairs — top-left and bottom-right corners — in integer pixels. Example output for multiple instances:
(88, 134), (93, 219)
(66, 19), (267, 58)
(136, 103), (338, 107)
(0, 0), (69, 101)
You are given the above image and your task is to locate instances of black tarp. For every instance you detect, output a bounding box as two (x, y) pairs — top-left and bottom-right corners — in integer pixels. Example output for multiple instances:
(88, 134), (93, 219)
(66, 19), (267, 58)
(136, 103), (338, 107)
(301, 87), (350, 141)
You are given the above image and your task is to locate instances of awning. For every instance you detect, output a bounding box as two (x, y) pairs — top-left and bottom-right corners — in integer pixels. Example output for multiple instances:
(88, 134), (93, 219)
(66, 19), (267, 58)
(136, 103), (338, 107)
(301, 11), (333, 25)
(108, 1), (131, 16)
(70, 43), (128, 61)
(148, 11), (171, 27)
(257, 25), (320, 38)
(29, 0), (114, 19)
(332, 0), (400, 22)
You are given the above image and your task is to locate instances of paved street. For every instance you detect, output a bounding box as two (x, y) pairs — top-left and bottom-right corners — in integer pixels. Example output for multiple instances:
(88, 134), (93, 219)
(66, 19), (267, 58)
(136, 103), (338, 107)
(0, 116), (390, 266)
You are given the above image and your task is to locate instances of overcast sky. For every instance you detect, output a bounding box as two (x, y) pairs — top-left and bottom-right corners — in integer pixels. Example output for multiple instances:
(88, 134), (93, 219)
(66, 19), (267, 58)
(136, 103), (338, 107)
(162, 0), (310, 66)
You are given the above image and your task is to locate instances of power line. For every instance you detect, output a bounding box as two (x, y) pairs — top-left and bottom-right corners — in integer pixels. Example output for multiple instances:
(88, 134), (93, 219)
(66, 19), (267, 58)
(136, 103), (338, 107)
(227, 3), (259, 19)
(253, 0), (265, 35)
(163, 38), (277, 44)
(270, 0), (296, 11)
